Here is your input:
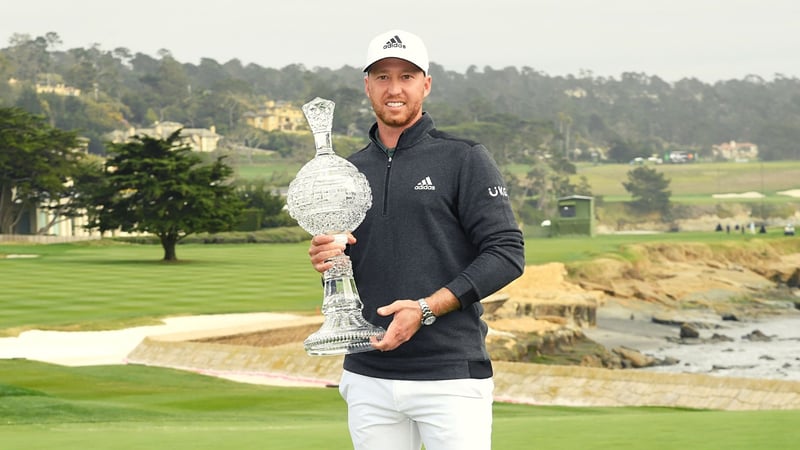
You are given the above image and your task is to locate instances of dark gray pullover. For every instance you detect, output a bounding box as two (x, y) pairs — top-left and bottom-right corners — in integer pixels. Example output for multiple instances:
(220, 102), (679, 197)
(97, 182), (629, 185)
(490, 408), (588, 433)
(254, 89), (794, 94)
(342, 113), (525, 380)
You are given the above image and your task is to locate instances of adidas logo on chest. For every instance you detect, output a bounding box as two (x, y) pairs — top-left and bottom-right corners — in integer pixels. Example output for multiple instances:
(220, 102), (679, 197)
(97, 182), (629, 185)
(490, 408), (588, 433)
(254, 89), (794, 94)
(414, 176), (436, 191)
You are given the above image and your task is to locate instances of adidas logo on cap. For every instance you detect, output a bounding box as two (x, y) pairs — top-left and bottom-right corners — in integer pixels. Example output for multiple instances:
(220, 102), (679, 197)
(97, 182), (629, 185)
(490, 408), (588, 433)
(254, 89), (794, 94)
(364, 29), (429, 74)
(383, 35), (405, 50)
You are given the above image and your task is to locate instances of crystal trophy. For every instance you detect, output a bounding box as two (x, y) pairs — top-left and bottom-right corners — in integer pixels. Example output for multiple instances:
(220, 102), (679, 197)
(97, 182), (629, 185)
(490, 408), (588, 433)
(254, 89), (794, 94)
(286, 97), (385, 355)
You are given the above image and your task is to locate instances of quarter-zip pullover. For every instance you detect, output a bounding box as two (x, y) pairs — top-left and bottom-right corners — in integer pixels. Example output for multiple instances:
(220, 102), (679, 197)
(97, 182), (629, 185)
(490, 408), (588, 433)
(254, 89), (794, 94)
(343, 113), (525, 380)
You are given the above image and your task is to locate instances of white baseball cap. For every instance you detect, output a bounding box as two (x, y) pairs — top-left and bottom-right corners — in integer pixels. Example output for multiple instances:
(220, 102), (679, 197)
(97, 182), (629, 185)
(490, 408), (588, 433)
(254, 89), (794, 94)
(363, 29), (429, 74)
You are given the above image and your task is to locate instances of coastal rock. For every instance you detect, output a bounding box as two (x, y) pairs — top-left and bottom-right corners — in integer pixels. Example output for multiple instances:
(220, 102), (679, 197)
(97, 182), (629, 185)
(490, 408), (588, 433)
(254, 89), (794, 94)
(742, 330), (772, 342)
(494, 262), (601, 327)
(613, 346), (656, 368)
(755, 258), (800, 287)
(482, 243), (800, 377)
(568, 242), (797, 317)
(709, 333), (735, 342)
(680, 323), (700, 339)
(651, 313), (719, 329)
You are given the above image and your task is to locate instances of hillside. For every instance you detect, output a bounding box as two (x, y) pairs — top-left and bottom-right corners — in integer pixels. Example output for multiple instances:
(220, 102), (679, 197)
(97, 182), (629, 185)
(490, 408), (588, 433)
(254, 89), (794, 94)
(3, 34), (800, 163)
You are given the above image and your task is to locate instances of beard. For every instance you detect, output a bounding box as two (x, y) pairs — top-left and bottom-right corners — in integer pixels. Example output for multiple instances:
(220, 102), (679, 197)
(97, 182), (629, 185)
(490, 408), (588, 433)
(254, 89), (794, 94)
(370, 97), (423, 129)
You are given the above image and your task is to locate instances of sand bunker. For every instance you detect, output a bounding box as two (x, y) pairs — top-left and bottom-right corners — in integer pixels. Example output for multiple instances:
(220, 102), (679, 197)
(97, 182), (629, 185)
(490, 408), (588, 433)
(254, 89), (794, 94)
(777, 189), (800, 198)
(716, 188), (800, 199)
(712, 191), (764, 199)
(0, 312), (305, 367)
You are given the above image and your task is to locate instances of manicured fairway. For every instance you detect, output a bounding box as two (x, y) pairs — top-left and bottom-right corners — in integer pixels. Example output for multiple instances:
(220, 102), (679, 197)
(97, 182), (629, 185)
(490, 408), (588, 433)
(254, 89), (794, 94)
(568, 160), (800, 200)
(2, 237), (800, 449)
(0, 241), (320, 334)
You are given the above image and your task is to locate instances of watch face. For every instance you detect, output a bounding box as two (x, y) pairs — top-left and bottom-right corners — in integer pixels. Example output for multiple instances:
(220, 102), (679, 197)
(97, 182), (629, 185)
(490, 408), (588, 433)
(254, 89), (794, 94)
(419, 299), (436, 325)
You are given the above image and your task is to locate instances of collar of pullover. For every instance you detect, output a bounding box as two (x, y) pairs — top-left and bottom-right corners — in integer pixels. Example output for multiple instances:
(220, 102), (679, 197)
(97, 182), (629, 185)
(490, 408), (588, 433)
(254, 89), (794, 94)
(368, 112), (434, 152)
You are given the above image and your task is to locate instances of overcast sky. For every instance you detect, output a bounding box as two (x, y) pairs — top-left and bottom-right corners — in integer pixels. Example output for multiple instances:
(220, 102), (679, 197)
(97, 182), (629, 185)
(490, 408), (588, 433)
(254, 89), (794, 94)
(2, 0), (798, 83)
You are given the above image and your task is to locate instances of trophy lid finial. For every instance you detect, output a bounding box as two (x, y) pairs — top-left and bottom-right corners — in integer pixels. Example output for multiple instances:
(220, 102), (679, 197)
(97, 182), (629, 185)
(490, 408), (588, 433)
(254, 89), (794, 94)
(302, 97), (335, 135)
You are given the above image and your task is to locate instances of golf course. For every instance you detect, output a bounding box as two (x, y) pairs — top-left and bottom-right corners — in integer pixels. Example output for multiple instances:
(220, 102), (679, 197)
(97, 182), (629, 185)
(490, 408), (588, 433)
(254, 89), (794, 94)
(2, 233), (800, 449)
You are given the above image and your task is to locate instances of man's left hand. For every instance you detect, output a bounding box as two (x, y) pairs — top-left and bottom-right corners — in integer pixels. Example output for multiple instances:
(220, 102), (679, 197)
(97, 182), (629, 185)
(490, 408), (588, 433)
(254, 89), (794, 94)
(369, 300), (423, 351)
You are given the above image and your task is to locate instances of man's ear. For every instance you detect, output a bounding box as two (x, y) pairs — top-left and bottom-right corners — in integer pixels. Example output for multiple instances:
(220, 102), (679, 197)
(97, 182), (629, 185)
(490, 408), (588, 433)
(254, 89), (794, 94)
(423, 75), (432, 98)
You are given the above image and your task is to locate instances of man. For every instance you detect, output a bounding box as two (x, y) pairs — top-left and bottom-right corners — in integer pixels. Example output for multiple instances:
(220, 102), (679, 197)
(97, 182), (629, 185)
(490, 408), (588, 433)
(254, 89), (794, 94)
(308, 29), (525, 450)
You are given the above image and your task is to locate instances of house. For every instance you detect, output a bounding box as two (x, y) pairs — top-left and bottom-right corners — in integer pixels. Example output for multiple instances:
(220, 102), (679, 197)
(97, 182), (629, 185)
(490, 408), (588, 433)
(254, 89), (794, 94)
(712, 141), (759, 161)
(7, 78), (82, 97)
(13, 198), (94, 239)
(35, 83), (81, 97)
(243, 100), (306, 132)
(106, 122), (221, 152)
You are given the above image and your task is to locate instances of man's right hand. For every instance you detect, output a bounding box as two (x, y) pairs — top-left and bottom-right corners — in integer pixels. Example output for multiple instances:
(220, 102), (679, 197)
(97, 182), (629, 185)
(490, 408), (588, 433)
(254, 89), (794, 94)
(308, 233), (356, 273)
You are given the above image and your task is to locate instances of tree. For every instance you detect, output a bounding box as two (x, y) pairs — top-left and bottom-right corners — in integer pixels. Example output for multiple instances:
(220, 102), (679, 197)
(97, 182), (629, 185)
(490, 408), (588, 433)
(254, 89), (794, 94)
(6, 33), (53, 80)
(622, 166), (672, 215)
(138, 55), (190, 121)
(236, 180), (296, 228)
(755, 122), (800, 160)
(0, 107), (81, 234)
(82, 131), (243, 260)
(608, 138), (636, 163)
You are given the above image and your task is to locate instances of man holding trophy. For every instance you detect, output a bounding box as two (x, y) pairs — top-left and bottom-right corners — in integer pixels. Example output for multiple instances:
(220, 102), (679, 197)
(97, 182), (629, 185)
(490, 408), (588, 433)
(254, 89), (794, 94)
(307, 29), (525, 450)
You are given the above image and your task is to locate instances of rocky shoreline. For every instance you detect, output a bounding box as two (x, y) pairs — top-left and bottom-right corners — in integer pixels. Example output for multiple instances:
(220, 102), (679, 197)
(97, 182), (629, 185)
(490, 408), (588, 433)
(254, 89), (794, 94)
(582, 296), (800, 380)
(485, 242), (800, 380)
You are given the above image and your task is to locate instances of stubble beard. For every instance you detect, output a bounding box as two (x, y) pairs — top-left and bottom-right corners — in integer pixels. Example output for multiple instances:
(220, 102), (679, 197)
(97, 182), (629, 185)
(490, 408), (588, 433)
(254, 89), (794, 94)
(372, 98), (422, 129)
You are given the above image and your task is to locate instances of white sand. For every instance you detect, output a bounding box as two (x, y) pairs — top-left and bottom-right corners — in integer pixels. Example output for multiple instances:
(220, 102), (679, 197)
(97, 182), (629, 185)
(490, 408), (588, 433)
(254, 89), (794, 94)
(0, 312), (302, 367)
(777, 189), (800, 198)
(712, 191), (764, 199)
(711, 188), (800, 199)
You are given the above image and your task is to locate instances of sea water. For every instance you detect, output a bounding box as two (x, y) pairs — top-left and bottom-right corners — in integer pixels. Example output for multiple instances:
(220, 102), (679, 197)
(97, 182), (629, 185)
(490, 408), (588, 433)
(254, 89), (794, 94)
(643, 314), (800, 381)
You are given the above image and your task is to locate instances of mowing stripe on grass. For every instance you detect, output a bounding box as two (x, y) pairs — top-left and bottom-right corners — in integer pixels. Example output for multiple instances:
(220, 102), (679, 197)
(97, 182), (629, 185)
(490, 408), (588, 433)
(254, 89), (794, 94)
(1, 242), (321, 332)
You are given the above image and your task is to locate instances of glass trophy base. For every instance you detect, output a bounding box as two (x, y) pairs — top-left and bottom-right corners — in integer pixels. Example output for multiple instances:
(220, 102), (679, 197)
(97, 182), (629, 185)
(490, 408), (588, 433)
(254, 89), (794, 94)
(304, 321), (385, 356)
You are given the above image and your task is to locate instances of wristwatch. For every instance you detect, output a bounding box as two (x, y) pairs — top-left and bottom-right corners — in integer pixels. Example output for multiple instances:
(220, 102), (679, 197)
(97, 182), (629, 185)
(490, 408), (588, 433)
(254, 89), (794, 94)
(418, 298), (437, 326)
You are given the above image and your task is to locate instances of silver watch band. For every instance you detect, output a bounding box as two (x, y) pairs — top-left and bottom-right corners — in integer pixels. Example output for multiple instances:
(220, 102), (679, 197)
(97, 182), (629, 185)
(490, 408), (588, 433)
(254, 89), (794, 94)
(418, 298), (436, 325)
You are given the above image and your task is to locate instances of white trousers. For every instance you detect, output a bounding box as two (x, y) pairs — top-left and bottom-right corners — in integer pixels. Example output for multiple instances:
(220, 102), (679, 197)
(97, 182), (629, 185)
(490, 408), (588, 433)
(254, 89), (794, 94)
(338, 370), (494, 450)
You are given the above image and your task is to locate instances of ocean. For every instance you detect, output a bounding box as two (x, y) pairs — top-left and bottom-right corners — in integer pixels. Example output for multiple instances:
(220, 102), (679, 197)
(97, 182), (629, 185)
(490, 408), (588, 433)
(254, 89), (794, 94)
(642, 314), (800, 381)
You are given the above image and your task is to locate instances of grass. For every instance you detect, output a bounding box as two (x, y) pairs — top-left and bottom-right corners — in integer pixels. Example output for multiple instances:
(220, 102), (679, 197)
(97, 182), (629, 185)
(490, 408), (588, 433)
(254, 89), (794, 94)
(569, 160), (800, 201)
(521, 230), (799, 265)
(0, 241), (321, 335)
(2, 360), (798, 450)
(0, 360), (351, 449)
(2, 236), (800, 448)
(505, 160), (800, 206)
(233, 159), (300, 185)
(236, 158), (800, 204)
(2, 233), (798, 333)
